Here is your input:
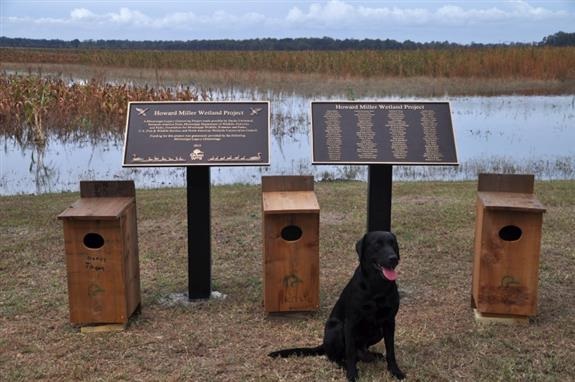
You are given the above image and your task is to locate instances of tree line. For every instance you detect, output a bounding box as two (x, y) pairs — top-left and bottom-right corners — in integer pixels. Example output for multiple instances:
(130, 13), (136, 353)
(0, 32), (573, 51)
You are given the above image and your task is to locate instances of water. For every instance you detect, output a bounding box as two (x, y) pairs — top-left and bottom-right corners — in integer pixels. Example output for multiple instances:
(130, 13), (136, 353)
(1, 94), (574, 195)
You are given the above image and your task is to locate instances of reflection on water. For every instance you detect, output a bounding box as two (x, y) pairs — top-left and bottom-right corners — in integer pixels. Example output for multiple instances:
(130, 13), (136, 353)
(29, 144), (54, 194)
(1, 94), (574, 195)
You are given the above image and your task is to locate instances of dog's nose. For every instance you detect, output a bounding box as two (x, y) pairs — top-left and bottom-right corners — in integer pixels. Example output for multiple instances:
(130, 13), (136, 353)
(388, 254), (399, 267)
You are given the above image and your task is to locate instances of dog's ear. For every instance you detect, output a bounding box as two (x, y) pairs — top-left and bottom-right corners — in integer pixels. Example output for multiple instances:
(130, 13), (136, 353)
(356, 235), (365, 260)
(390, 232), (400, 257)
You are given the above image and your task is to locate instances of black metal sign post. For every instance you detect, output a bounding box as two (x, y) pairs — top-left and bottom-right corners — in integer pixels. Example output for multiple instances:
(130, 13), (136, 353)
(367, 164), (393, 232)
(187, 166), (211, 299)
(311, 101), (458, 233)
(123, 101), (270, 300)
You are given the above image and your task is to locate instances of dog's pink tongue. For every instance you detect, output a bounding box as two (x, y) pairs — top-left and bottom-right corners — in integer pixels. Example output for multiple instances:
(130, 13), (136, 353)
(382, 267), (397, 281)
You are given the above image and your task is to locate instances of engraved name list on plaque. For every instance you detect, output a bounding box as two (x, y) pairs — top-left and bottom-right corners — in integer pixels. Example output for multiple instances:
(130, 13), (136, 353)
(311, 101), (458, 165)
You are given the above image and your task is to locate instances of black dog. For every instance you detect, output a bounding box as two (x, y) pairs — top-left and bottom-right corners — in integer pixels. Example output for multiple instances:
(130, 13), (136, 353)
(269, 231), (405, 381)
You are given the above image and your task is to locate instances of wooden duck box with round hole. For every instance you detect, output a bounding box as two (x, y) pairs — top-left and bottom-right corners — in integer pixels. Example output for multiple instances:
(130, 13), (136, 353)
(261, 176), (320, 313)
(472, 174), (546, 317)
(58, 181), (141, 325)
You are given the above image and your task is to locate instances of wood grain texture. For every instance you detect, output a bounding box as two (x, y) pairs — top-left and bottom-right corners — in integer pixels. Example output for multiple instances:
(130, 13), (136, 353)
(472, 174), (545, 317)
(477, 173), (534, 193)
(263, 213), (319, 313)
(261, 176), (320, 313)
(80, 180), (135, 198)
(478, 192), (546, 212)
(59, 182), (141, 325)
(262, 191), (320, 214)
(63, 219), (129, 324)
(261, 175), (314, 192)
(473, 309), (529, 325)
(58, 198), (134, 220)
(80, 323), (127, 333)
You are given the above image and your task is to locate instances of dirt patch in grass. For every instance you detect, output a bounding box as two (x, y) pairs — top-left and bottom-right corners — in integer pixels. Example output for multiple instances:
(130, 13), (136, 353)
(1, 180), (574, 381)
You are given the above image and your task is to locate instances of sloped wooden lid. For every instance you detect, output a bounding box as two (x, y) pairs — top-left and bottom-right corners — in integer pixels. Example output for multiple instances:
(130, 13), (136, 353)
(58, 197), (134, 220)
(477, 192), (545, 213)
(262, 191), (319, 214)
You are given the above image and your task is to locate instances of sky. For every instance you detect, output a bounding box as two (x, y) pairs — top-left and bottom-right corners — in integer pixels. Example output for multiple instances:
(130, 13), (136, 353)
(0, 0), (573, 44)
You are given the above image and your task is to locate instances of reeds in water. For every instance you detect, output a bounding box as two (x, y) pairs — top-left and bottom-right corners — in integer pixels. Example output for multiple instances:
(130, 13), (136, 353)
(0, 73), (202, 146)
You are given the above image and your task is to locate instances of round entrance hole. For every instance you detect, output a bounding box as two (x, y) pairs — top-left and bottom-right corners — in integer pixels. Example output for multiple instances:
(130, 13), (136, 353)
(499, 225), (522, 242)
(83, 233), (105, 249)
(281, 225), (303, 242)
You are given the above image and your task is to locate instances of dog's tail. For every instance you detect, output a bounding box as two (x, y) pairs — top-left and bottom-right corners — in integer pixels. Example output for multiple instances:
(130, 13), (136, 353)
(268, 345), (325, 358)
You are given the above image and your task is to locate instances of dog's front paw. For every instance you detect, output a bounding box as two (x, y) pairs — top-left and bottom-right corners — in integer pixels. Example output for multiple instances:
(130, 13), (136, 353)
(346, 368), (359, 382)
(387, 364), (406, 380)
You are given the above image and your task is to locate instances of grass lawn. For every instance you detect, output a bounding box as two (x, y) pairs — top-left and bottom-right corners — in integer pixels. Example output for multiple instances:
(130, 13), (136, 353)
(1, 180), (573, 381)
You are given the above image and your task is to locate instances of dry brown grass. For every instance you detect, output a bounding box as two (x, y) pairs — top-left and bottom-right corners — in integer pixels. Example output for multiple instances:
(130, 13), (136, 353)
(2, 47), (575, 80)
(1, 180), (574, 381)
(2, 62), (574, 98)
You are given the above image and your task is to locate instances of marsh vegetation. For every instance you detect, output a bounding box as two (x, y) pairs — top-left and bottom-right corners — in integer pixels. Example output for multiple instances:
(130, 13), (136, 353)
(1, 45), (574, 194)
(3, 46), (575, 80)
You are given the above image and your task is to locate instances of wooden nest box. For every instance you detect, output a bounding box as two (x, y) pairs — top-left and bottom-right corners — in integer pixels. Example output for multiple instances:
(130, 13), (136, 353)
(472, 173), (546, 318)
(262, 176), (320, 313)
(58, 181), (141, 326)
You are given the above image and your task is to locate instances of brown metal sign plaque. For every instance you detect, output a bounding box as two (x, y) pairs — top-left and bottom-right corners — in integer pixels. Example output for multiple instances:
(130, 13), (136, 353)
(311, 101), (458, 165)
(123, 101), (270, 166)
